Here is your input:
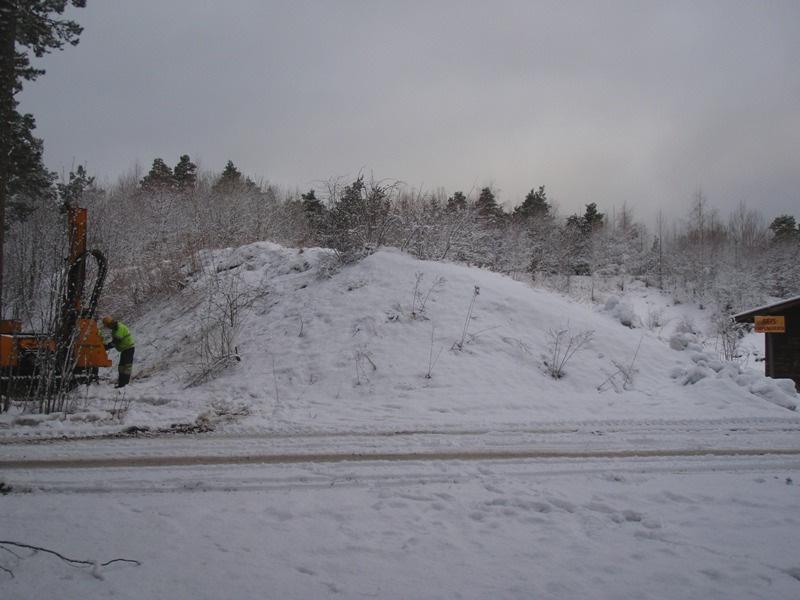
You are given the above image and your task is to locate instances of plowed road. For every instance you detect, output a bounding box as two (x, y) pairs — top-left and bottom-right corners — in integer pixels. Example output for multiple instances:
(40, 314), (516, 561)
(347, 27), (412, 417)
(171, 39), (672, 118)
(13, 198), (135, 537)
(3, 447), (800, 470)
(2, 416), (799, 471)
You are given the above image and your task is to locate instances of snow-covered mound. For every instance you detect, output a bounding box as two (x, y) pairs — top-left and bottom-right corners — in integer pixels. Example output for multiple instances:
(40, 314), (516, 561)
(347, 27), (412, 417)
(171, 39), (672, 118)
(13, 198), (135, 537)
(3, 243), (797, 434)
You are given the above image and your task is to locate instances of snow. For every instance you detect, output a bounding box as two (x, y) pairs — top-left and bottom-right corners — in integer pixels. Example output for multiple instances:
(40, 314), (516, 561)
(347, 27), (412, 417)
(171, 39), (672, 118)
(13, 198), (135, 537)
(2, 243), (799, 598)
(2, 455), (800, 599)
(5, 242), (796, 436)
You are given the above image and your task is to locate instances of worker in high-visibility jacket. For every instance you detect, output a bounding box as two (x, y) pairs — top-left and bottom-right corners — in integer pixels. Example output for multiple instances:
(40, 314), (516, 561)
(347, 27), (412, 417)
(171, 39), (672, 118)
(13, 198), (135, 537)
(102, 316), (135, 388)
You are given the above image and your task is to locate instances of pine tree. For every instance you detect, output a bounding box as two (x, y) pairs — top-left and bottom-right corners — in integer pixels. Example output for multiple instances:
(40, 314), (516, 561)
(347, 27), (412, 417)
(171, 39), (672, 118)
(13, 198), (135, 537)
(327, 176), (366, 255)
(326, 175), (394, 259)
(764, 237), (800, 297)
(173, 154), (197, 192)
(57, 165), (96, 206)
(301, 189), (323, 216)
(582, 202), (604, 233)
(556, 207), (605, 276)
(447, 191), (467, 211)
(768, 215), (798, 242)
(475, 187), (501, 219)
(513, 186), (550, 221)
(565, 216), (591, 275)
(764, 214), (800, 297)
(0, 1), (85, 316)
(301, 188), (324, 241)
(6, 111), (54, 221)
(140, 158), (175, 192)
(213, 160), (243, 194)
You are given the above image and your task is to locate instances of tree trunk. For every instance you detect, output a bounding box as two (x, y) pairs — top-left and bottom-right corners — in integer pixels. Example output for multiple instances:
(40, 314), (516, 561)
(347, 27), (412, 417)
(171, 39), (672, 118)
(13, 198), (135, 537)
(0, 3), (17, 318)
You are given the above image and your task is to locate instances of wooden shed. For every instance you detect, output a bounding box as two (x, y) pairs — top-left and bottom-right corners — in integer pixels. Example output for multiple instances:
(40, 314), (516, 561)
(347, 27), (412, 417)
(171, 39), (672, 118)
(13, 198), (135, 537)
(733, 296), (800, 391)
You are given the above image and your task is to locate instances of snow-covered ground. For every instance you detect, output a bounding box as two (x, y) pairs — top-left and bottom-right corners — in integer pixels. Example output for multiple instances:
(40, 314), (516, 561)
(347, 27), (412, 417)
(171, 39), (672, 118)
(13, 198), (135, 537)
(2, 243), (799, 598)
(1, 243), (796, 435)
(2, 450), (800, 599)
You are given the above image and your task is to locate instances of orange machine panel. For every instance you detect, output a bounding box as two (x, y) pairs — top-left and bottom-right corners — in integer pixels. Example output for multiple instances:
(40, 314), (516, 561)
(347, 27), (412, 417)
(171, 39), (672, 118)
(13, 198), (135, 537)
(0, 335), (18, 368)
(1, 335), (54, 366)
(0, 320), (22, 334)
(75, 319), (112, 368)
(18, 337), (55, 353)
(0, 335), (56, 368)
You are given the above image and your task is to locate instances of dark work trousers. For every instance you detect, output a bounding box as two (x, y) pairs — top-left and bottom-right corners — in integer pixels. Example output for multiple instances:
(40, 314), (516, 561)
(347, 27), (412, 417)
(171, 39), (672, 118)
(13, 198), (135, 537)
(118, 347), (135, 387)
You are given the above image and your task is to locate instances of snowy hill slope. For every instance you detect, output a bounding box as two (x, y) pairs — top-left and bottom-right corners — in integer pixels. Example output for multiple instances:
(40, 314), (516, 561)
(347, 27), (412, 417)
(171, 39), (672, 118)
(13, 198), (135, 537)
(3, 242), (797, 434)
(111, 243), (797, 431)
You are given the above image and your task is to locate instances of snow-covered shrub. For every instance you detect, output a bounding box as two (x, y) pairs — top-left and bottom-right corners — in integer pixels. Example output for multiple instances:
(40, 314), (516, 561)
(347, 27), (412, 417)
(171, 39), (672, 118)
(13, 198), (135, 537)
(671, 344), (798, 410)
(2, 198), (65, 329)
(410, 272), (446, 320)
(669, 333), (693, 351)
(681, 366), (712, 385)
(603, 296), (620, 311)
(105, 259), (185, 315)
(714, 315), (747, 362)
(452, 285), (480, 351)
(597, 357), (639, 392)
(316, 253), (343, 279)
(745, 378), (797, 411)
(669, 318), (704, 353)
(675, 316), (697, 335)
(187, 265), (266, 386)
(597, 337), (644, 393)
(424, 324), (444, 379)
(196, 400), (251, 427)
(775, 379), (800, 397)
(603, 296), (639, 328)
(543, 326), (594, 379)
(322, 175), (397, 261)
(645, 307), (665, 331)
(353, 347), (377, 386)
(669, 366), (686, 379)
(1, 260), (88, 415)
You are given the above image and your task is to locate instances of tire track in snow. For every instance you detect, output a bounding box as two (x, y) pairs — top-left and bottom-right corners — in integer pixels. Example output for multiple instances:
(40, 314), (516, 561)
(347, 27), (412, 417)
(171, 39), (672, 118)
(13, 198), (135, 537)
(2, 415), (800, 444)
(3, 446), (800, 470)
(4, 453), (800, 496)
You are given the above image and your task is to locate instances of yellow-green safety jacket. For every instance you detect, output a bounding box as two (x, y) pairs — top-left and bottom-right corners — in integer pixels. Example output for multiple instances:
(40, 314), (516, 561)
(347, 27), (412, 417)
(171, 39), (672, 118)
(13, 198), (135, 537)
(109, 322), (135, 352)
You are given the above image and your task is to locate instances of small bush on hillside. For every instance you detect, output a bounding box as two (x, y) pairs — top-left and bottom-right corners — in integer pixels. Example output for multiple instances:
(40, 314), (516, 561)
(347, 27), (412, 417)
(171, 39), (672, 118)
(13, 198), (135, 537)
(425, 324), (444, 379)
(186, 267), (266, 386)
(597, 337), (643, 392)
(543, 326), (594, 379)
(645, 307), (666, 331)
(604, 296), (639, 328)
(411, 272), (446, 319)
(316, 253), (343, 279)
(715, 315), (747, 362)
(353, 347), (377, 386)
(675, 316), (697, 335)
(452, 286), (480, 351)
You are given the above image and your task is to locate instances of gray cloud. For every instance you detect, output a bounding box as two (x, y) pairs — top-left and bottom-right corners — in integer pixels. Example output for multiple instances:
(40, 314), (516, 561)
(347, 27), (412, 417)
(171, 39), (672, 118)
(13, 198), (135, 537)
(19, 0), (800, 224)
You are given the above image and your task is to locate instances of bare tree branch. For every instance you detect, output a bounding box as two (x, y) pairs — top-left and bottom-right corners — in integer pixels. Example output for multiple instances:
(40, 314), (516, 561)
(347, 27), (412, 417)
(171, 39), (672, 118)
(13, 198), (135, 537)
(0, 540), (141, 569)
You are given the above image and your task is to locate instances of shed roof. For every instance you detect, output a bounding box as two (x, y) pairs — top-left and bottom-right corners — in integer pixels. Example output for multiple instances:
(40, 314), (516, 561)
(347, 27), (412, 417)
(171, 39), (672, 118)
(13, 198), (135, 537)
(732, 295), (800, 323)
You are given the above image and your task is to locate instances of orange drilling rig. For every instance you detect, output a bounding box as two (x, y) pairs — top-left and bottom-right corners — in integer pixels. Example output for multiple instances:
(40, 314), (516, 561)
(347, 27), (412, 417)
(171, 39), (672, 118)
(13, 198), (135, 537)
(0, 205), (111, 403)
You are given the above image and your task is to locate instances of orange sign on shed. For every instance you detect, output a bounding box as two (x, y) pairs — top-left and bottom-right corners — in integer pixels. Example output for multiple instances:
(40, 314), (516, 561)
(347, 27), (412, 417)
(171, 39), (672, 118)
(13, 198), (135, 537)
(754, 315), (785, 333)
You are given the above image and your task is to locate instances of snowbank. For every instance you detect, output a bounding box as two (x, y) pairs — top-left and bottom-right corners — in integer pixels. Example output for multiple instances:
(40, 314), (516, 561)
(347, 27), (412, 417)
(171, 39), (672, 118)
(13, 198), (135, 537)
(1, 244), (796, 435)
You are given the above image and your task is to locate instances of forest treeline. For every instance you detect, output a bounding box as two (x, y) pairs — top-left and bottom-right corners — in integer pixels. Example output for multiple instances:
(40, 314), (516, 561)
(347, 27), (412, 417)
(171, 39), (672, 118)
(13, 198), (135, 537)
(4, 155), (799, 328)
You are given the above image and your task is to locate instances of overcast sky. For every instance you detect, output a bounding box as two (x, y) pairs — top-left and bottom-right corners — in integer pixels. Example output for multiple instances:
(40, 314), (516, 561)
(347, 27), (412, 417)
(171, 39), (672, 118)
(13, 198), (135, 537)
(18, 0), (800, 223)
